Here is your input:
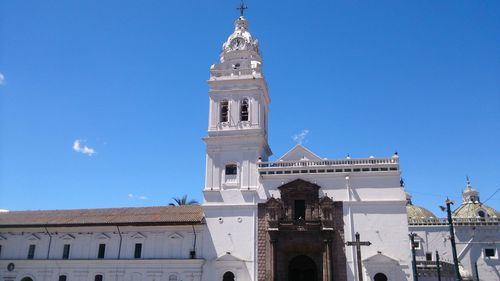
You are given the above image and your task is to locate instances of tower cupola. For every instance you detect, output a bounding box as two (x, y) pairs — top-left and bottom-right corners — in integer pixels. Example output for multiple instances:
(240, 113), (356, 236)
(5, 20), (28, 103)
(221, 16), (260, 56)
(462, 177), (480, 204)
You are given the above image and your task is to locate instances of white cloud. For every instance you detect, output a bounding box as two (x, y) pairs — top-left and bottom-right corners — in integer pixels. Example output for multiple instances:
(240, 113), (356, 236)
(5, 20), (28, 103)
(128, 193), (148, 200)
(292, 129), (309, 144)
(0, 73), (5, 85)
(73, 139), (96, 156)
(0, 209), (9, 213)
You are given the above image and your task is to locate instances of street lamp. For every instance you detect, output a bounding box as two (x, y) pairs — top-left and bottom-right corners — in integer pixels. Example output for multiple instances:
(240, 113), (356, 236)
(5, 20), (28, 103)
(440, 198), (462, 281)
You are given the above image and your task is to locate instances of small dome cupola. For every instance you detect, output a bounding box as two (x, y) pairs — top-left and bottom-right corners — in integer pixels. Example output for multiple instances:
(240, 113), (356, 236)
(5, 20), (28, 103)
(235, 16), (249, 30)
(462, 176), (480, 204)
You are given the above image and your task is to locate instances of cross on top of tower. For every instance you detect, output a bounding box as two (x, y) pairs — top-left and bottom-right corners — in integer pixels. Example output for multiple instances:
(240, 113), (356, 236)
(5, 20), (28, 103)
(237, 1), (248, 17)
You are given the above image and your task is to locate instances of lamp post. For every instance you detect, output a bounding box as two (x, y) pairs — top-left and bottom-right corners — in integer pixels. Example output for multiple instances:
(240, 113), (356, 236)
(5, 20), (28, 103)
(441, 199), (462, 281)
(409, 233), (419, 281)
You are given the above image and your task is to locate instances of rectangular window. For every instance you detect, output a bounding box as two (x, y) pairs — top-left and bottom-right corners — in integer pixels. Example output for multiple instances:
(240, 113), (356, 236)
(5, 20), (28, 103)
(485, 248), (496, 258)
(27, 244), (36, 259)
(0, 245), (2, 257)
(59, 275), (67, 281)
(98, 244), (106, 259)
(412, 241), (420, 250)
(134, 243), (142, 259)
(62, 244), (70, 259)
(225, 164), (237, 175)
(426, 252), (432, 261)
(294, 200), (306, 220)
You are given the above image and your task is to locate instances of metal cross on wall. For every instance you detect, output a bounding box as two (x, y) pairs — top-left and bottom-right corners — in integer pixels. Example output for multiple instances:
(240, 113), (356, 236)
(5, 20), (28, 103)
(237, 1), (248, 17)
(346, 232), (372, 281)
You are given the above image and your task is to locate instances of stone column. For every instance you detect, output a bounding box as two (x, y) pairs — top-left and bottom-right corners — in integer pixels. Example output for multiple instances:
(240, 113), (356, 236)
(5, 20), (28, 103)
(270, 237), (277, 281)
(323, 239), (332, 281)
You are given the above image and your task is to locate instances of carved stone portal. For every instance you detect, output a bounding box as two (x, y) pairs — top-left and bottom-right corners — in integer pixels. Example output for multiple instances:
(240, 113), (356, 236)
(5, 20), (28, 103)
(257, 179), (347, 281)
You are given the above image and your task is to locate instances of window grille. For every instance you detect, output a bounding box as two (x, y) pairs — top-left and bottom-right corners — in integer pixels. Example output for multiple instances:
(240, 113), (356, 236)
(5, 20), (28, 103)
(240, 99), (249, 121)
(220, 100), (229, 122)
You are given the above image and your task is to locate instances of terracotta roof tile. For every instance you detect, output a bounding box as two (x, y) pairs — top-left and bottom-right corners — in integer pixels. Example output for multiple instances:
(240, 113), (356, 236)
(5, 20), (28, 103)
(0, 205), (204, 227)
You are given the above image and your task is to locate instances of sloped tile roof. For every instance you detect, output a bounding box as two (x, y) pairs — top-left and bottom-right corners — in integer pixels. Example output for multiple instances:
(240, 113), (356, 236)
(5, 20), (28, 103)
(0, 205), (204, 227)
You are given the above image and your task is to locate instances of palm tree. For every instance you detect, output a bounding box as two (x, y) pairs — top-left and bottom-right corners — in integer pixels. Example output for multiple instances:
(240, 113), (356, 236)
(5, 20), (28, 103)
(169, 195), (199, 206)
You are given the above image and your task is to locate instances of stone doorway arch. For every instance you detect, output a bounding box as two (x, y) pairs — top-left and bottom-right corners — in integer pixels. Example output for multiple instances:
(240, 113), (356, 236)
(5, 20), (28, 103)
(288, 255), (317, 281)
(222, 271), (235, 281)
(374, 272), (388, 281)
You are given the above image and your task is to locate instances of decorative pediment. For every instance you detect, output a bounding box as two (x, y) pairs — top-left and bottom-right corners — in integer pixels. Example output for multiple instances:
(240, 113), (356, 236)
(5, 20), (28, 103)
(266, 197), (282, 207)
(26, 233), (41, 240)
(363, 253), (407, 280)
(319, 195), (334, 205)
(278, 179), (321, 192)
(168, 232), (184, 239)
(364, 253), (400, 265)
(130, 232), (147, 239)
(59, 233), (75, 240)
(96, 233), (111, 239)
(278, 144), (323, 162)
(216, 252), (246, 262)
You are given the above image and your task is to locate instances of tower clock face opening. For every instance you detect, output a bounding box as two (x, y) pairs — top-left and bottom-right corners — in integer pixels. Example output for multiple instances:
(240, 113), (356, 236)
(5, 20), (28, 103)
(230, 37), (245, 50)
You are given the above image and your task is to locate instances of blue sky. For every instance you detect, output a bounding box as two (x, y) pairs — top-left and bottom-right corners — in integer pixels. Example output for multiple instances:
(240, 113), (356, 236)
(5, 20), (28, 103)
(1, 1), (499, 216)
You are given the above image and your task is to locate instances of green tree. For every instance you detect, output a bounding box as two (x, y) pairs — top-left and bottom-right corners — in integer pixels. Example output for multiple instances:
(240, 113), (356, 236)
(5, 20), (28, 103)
(169, 195), (199, 206)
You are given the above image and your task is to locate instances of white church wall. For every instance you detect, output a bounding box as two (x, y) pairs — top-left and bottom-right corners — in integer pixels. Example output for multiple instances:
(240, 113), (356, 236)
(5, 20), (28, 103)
(345, 202), (413, 281)
(202, 205), (256, 281)
(258, 170), (404, 203)
(0, 225), (205, 281)
(0, 259), (204, 281)
(410, 224), (500, 281)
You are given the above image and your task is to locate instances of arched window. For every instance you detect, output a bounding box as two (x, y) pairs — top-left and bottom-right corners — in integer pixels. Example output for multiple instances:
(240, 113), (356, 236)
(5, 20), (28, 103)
(94, 275), (103, 281)
(222, 271), (235, 281)
(21, 278), (34, 281)
(225, 164), (237, 175)
(374, 273), (388, 281)
(240, 99), (249, 121)
(168, 275), (178, 281)
(58, 275), (67, 281)
(220, 100), (229, 123)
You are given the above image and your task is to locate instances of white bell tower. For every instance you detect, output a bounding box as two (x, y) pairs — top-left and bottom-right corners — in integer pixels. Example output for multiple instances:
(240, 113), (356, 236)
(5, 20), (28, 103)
(201, 13), (271, 281)
(204, 15), (272, 194)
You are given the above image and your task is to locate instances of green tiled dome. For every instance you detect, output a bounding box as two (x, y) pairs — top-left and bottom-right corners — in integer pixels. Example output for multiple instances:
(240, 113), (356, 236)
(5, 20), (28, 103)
(406, 192), (437, 220)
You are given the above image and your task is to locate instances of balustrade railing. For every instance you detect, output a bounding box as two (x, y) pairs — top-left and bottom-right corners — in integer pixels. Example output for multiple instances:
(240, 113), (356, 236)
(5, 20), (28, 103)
(416, 260), (454, 273)
(224, 174), (238, 184)
(408, 217), (500, 225)
(210, 68), (258, 78)
(258, 157), (398, 169)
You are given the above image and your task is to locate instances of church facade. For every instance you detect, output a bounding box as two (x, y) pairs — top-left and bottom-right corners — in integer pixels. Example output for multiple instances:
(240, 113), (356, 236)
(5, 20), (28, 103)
(0, 13), (498, 281)
(201, 14), (411, 281)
